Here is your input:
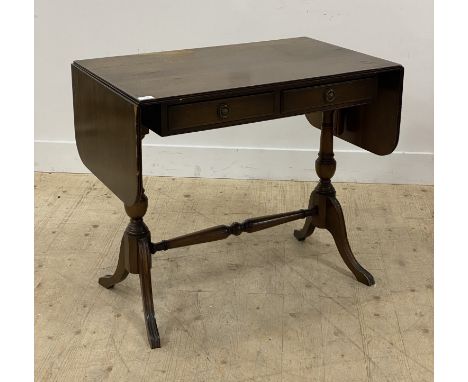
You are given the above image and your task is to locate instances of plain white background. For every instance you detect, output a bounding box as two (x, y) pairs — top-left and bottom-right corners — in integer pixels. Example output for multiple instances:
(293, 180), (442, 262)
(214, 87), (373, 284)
(34, 0), (433, 184)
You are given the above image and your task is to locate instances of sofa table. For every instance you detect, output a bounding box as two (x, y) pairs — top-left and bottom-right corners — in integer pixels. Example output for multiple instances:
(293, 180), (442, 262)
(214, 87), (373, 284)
(71, 37), (404, 348)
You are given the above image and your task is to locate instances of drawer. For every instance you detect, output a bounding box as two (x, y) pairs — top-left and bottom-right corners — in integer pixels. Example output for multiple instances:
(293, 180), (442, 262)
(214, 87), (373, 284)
(167, 92), (276, 131)
(282, 77), (377, 113)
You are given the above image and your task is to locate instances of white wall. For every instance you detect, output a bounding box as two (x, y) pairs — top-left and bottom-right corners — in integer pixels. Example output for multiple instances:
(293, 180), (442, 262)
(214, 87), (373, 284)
(35, 0), (433, 184)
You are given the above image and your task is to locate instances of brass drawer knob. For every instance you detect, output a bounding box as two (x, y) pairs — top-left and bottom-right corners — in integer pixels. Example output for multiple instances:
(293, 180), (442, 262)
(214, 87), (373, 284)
(325, 88), (336, 103)
(217, 103), (230, 119)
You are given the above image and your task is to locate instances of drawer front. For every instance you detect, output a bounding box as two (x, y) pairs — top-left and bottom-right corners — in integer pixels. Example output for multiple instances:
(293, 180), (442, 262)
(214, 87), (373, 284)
(282, 77), (377, 113)
(168, 92), (276, 131)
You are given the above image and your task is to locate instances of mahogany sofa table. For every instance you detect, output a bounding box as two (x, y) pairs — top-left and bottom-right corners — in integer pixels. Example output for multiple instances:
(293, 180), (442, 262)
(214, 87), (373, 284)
(71, 37), (404, 349)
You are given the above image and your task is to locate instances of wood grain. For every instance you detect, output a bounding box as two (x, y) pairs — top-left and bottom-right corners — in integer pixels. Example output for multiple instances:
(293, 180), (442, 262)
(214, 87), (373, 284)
(74, 37), (399, 103)
(71, 65), (143, 205)
(73, 37), (403, 154)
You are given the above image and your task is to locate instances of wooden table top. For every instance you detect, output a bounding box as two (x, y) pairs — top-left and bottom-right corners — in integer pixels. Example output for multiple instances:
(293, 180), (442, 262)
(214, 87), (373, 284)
(74, 37), (400, 103)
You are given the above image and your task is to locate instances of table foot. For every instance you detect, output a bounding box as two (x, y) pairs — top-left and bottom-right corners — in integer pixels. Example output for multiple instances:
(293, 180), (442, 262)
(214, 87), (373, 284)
(294, 213), (315, 241)
(293, 220), (316, 241)
(98, 236), (129, 289)
(326, 197), (375, 286)
(294, 193), (317, 241)
(138, 238), (161, 348)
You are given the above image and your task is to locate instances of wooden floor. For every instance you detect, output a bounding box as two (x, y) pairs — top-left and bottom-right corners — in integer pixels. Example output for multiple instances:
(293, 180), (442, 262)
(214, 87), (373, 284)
(35, 173), (433, 382)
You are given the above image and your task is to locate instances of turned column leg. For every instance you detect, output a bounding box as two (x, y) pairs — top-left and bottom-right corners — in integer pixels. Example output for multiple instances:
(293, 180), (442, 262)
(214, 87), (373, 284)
(98, 193), (161, 348)
(295, 110), (375, 286)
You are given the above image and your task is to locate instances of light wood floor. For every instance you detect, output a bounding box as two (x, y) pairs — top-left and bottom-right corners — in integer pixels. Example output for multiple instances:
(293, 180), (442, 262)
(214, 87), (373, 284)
(35, 173), (433, 382)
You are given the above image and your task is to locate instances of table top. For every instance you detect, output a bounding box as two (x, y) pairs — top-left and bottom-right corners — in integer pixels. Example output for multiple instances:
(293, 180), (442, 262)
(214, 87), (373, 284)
(72, 37), (404, 205)
(74, 37), (401, 104)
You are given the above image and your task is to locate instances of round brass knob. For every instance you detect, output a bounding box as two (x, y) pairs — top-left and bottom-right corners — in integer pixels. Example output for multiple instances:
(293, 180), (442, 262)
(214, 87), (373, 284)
(218, 103), (230, 119)
(325, 88), (336, 103)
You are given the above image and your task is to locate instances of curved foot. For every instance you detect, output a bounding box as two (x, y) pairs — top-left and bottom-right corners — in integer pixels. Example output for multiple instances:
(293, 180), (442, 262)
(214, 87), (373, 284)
(294, 219), (316, 241)
(138, 238), (161, 348)
(294, 192), (317, 241)
(326, 198), (375, 286)
(99, 237), (129, 289)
